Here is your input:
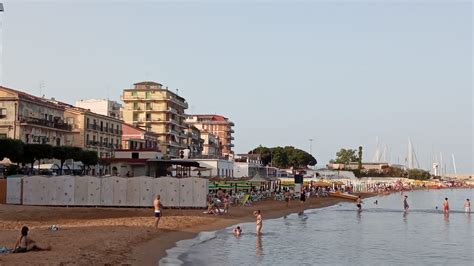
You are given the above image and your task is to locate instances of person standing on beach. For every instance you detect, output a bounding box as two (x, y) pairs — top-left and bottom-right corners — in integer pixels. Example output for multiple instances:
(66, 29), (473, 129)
(254, 210), (263, 235)
(403, 195), (409, 212)
(356, 196), (363, 211)
(443, 198), (449, 214)
(153, 195), (163, 230)
(285, 190), (290, 207)
(464, 199), (471, 213)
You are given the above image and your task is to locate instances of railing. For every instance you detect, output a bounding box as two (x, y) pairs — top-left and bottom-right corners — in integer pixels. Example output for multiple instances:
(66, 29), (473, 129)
(19, 115), (72, 131)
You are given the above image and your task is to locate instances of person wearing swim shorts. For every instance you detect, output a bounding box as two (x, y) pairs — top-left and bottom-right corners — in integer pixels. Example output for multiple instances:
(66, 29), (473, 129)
(464, 199), (471, 213)
(254, 210), (263, 235)
(403, 195), (409, 212)
(443, 198), (449, 214)
(153, 194), (163, 230)
(356, 196), (362, 211)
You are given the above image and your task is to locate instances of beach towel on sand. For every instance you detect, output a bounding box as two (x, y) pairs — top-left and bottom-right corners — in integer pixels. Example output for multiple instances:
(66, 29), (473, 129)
(240, 194), (250, 206)
(0, 247), (13, 254)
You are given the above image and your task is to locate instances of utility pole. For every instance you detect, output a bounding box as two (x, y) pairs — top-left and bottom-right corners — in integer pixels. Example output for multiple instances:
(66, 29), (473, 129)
(309, 138), (314, 169)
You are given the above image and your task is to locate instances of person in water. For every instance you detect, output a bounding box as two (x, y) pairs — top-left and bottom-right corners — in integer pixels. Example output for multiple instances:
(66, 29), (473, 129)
(356, 196), (363, 211)
(403, 195), (409, 212)
(233, 226), (242, 236)
(254, 210), (263, 235)
(13, 226), (51, 253)
(443, 198), (449, 214)
(464, 199), (471, 213)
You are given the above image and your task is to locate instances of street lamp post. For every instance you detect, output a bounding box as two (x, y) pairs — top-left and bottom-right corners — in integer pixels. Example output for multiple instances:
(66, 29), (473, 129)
(309, 138), (314, 169)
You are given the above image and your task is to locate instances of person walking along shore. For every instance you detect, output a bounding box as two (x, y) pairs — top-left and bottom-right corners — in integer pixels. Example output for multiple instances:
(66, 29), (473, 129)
(464, 199), (471, 213)
(153, 195), (163, 230)
(403, 196), (409, 212)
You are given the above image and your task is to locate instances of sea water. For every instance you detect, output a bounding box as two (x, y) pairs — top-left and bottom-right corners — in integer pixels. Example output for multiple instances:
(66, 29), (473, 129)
(160, 189), (473, 266)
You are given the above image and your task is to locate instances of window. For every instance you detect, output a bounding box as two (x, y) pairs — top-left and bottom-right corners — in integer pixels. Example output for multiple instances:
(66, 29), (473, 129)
(100, 137), (103, 145)
(146, 103), (151, 110)
(25, 134), (29, 143)
(100, 121), (103, 131)
(146, 113), (151, 121)
(133, 102), (139, 110)
(86, 134), (90, 144)
(145, 91), (151, 99)
(0, 108), (6, 118)
(131, 91), (137, 97)
(56, 138), (61, 146)
(132, 152), (139, 159)
(0, 133), (7, 139)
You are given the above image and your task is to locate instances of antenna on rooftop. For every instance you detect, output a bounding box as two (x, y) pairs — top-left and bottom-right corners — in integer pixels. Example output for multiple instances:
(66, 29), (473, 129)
(176, 88), (179, 95)
(39, 80), (45, 97)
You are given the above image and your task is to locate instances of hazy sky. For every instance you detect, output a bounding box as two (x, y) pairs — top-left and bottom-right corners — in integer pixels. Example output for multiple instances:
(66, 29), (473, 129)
(2, 0), (472, 173)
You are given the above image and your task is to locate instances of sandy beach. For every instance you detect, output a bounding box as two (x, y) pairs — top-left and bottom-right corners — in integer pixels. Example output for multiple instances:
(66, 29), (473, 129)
(0, 194), (374, 265)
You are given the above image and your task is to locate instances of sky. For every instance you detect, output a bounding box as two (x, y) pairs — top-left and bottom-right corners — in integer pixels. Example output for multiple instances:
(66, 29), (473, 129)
(1, 0), (472, 173)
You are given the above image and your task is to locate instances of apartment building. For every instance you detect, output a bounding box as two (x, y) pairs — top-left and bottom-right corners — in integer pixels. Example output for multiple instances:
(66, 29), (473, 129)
(184, 125), (203, 158)
(185, 114), (235, 155)
(121, 122), (160, 150)
(121, 81), (188, 158)
(0, 86), (72, 146)
(64, 107), (122, 158)
(200, 130), (221, 156)
(75, 99), (122, 119)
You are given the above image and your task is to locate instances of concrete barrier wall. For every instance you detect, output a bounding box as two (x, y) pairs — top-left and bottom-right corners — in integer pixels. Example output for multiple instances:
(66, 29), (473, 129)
(6, 175), (208, 207)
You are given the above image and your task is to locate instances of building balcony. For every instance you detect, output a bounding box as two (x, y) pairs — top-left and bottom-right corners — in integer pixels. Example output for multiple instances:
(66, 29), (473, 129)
(19, 115), (72, 131)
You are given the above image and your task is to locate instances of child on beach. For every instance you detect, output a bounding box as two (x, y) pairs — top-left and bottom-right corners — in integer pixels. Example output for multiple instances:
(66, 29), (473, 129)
(356, 196), (363, 211)
(13, 226), (51, 253)
(233, 226), (242, 236)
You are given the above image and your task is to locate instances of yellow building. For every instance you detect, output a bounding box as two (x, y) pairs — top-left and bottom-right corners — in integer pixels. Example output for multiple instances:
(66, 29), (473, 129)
(121, 81), (188, 158)
(64, 107), (122, 158)
(0, 86), (73, 146)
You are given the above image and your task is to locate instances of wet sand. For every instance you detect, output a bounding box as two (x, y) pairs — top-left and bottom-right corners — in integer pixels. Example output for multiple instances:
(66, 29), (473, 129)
(0, 194), (374, 265)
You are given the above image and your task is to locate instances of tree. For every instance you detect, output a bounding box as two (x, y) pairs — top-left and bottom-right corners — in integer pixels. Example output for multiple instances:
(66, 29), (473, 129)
(249, 146), (317, 169)
(52, 146), (83, 175)
(358, 146), (363, 171)
(408, 169), (430, 180)
(22, 144), (53, 174)
(330, 148), (359, 165)
(0, 138), (24, 163)
(80, 150), (98, 175)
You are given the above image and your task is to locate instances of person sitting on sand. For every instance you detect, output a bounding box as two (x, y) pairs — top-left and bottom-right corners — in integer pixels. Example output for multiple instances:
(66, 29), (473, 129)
(233, 226), (242, 236)
(207, 200), (215, 214)
(13, 226), (51, 253)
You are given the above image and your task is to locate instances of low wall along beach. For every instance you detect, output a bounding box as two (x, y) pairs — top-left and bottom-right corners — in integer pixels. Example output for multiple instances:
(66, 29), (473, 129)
(6, 175), (209, 208)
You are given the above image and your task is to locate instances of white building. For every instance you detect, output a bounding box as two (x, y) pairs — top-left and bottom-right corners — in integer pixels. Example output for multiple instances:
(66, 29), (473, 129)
(194, 159), (234, 178)
(75, 99), (122, 119)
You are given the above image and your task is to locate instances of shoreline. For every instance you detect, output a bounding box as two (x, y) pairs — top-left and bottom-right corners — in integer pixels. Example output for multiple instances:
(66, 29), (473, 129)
(124, 193), (377, 265)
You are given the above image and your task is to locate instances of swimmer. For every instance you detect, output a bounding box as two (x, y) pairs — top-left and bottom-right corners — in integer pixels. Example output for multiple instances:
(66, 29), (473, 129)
(233, 226), (242, 236)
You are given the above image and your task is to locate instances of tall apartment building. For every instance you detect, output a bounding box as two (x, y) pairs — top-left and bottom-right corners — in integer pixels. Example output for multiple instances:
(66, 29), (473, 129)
(200, 130), (221, 156)
(186, 114), (235, 155)
(121, 81), (188, 158)
(0, 86), (73, 145)
(63, 106), (122, 158)
(75, 99), (122, 119)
